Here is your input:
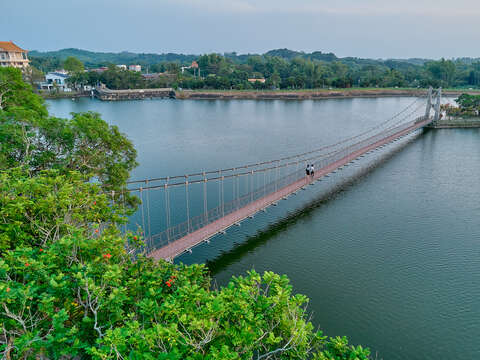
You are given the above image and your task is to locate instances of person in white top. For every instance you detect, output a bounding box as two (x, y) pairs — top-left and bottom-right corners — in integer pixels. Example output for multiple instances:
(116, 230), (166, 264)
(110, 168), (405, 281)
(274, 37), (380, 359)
(310, 164), (315, 177)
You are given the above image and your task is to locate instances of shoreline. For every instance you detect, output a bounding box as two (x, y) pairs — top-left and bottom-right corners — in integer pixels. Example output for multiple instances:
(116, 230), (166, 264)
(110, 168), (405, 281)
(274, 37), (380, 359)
(40, 88), (480, 101)
(176, 89), (480, 100)
(38, 91), (91, 99)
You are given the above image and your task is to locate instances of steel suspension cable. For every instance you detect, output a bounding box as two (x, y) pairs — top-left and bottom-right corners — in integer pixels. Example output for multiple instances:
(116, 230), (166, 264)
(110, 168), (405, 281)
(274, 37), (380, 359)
(125, 97), (428, 192)
(127, 96), (427, 185)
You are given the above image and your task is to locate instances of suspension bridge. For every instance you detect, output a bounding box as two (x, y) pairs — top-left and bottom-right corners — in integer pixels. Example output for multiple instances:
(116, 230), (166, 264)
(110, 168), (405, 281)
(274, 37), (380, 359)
(125, 88), (443, 261)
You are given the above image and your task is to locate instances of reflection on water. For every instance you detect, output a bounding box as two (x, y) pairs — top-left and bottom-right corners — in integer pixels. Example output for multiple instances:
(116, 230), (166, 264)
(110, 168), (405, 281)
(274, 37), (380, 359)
(47, 98), (480, 360)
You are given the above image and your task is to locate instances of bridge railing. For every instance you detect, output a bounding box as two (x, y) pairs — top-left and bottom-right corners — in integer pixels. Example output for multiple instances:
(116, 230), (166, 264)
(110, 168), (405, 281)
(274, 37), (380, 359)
(144, 166), (307, 254)
(139, 116), (429, 256)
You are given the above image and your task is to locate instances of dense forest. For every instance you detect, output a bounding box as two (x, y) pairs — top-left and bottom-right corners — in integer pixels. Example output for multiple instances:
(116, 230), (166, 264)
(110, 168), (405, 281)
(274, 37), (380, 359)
(30, 48), (480, 90)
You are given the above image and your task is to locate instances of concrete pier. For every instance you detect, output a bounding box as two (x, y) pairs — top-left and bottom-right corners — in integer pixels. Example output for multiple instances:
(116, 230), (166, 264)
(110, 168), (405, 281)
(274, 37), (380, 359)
(429, 116), (480, 128)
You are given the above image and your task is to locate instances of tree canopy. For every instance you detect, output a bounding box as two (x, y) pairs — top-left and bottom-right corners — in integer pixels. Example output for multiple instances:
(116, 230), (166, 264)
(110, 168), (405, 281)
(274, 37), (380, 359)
(30, 48), (480, 90)
(0, 68), (137, 203)
(0, 67), (371, 359)
(63, 56), (85, 73)
(443, 93), (480, 117)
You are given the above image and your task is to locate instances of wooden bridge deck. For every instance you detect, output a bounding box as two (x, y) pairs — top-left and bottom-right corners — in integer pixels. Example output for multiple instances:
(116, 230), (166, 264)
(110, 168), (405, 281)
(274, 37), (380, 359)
(148, 118), (431, 261)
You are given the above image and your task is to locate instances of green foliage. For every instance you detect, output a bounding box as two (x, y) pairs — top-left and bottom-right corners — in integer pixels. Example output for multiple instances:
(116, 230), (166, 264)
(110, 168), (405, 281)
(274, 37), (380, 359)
(29, 48), (198, 70)
(313, 336), (370, 360)
(0, 66), (47, 116)
(456, 93), (480, 109)
(22, 66), (45, 88)
(0, 231), (366, 358)
(0, 68), (138, 200)
(425, 59), (456, 87)
(444, 94), (480, 117)
(100, 66), (145, 89)
(0, 168), (369, 358)
(0, 66), (371, 359)
(0, 168), (126, 252)
(63, 56), (85, 73)
(29, 47), (480, 90)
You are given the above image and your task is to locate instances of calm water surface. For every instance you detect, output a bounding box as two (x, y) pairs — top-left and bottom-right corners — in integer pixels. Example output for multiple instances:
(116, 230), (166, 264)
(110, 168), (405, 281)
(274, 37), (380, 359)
(47, 97), (480, 360)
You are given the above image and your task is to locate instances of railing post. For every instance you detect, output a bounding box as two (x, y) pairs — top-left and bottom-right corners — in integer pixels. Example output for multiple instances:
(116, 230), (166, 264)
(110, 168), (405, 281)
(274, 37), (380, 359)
(251, 170), (254, 203)
(296, 156), (299, 180)
(164, 182), (170, 242)
(235, 174), (239, 210)
(203, 171), (208, 224)
(232, 167), (236, 204)
(185, 175), (190, 233)
(139, 186), (146, 251)
(145, 179), (151, 248)
(221, 175), (225, 219)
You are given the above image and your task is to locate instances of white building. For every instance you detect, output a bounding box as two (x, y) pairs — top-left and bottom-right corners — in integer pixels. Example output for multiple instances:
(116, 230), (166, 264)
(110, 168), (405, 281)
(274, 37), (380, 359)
(129, 64), (141, 72)
(39, 72), (72, 92)
(116, 64), (127, 70)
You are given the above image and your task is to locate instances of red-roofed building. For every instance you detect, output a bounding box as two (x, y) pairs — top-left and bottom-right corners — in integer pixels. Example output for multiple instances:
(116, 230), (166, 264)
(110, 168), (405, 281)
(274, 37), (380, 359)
(0, 41), (29, 69)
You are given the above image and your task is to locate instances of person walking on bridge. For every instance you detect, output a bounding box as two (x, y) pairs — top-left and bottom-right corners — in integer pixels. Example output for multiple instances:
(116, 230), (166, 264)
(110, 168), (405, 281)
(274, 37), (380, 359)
(306, 164), (311, 176)
(310, 164), (315, 177)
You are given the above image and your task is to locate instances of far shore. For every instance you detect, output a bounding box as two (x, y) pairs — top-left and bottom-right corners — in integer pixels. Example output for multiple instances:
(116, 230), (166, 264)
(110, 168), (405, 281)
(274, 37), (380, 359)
(40, 88), (480, 101)
(176, 88), (480, 100)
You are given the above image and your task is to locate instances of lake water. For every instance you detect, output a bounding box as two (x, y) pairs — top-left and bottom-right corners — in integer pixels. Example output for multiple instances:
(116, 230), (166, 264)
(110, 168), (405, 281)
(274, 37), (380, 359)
(46, 96), (480, 360)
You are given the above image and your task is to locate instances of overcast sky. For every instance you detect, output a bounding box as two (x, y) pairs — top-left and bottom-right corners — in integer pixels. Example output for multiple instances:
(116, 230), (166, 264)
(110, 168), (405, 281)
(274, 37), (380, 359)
(2, 0), (479, 59)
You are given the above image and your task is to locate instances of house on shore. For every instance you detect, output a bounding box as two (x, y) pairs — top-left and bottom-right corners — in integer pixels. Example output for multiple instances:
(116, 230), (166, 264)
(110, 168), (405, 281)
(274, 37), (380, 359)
(39, 71), (72, 92)
(0, 41), (30, 69)
(129, 65), (141, 72)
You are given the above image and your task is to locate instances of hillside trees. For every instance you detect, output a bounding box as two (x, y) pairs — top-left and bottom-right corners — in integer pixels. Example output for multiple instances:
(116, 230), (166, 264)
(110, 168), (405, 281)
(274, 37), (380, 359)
(29, 48), (480, 90)
(63, 56), (85, 73)
(425, 59), (456, 87)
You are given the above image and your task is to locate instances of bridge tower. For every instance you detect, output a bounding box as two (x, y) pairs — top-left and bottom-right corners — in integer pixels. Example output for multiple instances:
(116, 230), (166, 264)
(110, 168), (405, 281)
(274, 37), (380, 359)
(433, 88), (442, 124)
(425, 87), (442, 124)
(425, 87), (433, 119)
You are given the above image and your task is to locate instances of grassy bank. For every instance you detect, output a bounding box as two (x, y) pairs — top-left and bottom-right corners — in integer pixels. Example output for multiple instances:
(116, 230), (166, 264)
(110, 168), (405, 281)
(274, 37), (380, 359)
(37, 90), (90, 99)
(176, 87), (480, 100)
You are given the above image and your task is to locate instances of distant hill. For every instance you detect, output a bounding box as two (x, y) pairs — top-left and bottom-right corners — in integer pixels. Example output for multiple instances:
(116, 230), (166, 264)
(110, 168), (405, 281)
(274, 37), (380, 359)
(29, 48), (198, 68)
(264, 49), (338, 62)
(30, 47), (476, 73)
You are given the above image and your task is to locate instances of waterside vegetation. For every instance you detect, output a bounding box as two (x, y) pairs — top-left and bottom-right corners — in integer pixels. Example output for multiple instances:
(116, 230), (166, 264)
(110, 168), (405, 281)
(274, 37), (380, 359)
(442, 94), (480, 117)
(30, 48), (480, 91)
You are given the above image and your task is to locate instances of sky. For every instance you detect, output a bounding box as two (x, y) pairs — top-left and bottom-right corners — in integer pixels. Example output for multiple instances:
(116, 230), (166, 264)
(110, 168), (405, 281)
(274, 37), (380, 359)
(2, 0), (480, 59)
